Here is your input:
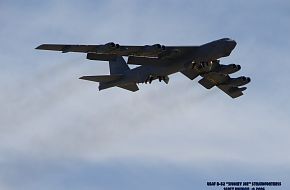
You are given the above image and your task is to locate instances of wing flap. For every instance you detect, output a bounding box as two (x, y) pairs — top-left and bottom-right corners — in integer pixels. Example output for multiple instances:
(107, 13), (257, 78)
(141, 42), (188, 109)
(127, 56), (162, 66)
(180, 69), (199, 80)
(87, 53), (117, 61)
(198, 77), (215, 89)
(218, 85), (246, 98)
(198, 72), (228, 89)
(201, 72), (229, 83)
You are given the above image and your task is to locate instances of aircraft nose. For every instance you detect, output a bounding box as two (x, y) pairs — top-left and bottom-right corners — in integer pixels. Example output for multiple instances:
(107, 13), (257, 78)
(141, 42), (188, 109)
(227, 39), (237, 49)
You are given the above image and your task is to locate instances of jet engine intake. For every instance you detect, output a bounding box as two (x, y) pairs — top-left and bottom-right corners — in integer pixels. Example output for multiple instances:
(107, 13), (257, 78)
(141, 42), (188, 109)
(227, 76), (251, 86)
(105, 42), (120, 48)
(219, 64), (241, 74)
(96, 42), (120, 53)
(139, 44), (166, 57)
(152, 44), (166, 50)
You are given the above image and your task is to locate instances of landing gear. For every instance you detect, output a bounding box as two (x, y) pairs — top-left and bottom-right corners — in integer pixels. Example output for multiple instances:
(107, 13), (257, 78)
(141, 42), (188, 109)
(149, 76), (153, 84)
(194, 60), (220, 72)
(144, 75), (154, 84)
(144, 75), (169, 84)
(158, 76), (169, 84)
(163, 76), (169, 84)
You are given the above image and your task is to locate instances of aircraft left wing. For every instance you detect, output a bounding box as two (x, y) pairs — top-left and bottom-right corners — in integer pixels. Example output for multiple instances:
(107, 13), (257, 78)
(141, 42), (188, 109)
(36, 43), (141, 54)
(36, 43), (198, 58)
(36, 44), (99, 53)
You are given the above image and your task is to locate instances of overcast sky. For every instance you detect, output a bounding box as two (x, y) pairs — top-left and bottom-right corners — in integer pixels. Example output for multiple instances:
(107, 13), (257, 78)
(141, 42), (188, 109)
(1, 0), (290, 189)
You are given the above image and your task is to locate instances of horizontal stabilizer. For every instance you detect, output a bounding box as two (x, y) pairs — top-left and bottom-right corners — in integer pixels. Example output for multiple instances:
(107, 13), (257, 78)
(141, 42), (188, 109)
(198, 77), (215, 89)
(98, 81), (139, 92)
(118, 83), (139, 92)
(79, 74), (123, 83)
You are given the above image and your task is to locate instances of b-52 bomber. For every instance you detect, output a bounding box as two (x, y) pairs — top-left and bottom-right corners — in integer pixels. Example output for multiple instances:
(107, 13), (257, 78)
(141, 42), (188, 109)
(36, 38), (250, 98)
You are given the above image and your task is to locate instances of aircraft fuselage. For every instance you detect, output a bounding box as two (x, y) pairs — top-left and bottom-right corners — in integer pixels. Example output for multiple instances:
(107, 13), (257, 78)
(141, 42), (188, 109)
(115, 38), (237, 85)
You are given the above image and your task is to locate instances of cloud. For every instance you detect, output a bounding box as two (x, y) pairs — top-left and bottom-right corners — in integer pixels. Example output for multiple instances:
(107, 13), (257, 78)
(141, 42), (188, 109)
(0, 0), (290, 189)
(0, 158), (289, 190)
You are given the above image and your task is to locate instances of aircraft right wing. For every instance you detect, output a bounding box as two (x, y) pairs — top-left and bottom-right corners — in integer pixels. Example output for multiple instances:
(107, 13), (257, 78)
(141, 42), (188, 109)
(198, 72), (250, 98)
(181, 61), (250, 98)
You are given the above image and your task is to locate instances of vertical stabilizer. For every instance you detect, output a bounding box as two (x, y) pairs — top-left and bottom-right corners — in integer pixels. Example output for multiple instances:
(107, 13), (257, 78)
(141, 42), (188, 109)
(109, 57), (130, 74)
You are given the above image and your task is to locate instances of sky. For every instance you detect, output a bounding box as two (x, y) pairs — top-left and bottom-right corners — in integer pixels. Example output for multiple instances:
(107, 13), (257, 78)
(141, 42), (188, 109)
(1, 0), (290, 189)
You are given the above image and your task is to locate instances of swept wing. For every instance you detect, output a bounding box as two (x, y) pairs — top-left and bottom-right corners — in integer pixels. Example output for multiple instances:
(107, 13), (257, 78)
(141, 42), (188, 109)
(181, 61), (250, 98)
(36, 43), (198, 58)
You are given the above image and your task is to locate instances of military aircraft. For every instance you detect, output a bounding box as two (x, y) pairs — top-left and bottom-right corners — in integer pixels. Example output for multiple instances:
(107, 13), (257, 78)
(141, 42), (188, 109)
(36, 38), (250, 98)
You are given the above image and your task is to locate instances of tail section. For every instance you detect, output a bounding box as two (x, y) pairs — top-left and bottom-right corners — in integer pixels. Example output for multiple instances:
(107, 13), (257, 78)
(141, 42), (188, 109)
(80, 56), (139, 92)
(108, 56), (139, 91)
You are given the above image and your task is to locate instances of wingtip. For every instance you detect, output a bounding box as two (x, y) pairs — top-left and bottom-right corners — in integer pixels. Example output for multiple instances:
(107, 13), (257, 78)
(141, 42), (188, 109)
(35, 44), (44, 50)
(79, 76), (85, 80)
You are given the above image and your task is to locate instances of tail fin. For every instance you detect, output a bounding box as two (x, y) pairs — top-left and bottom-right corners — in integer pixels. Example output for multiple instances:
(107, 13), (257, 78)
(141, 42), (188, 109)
(109, 57), (139, 91)
(109, 56), (130, 74)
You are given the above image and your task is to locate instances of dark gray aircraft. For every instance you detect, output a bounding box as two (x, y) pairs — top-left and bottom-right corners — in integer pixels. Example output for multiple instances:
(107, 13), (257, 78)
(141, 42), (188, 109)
(36, 38), (250, 98)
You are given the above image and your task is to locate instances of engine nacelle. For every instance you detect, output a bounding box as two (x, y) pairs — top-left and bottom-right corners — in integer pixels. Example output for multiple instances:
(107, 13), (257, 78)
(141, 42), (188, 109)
(105, 42), (120, 48)
(227, 76), (251, 86)
(219, 64), (241, 74)
(152, 44), (166, 50)
(139, 44), (166, 56)
(97, 42), (120, 53)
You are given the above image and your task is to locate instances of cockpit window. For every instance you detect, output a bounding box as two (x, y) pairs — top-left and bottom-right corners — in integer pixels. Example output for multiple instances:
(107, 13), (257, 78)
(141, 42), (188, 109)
(222, 38), (231, 41)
